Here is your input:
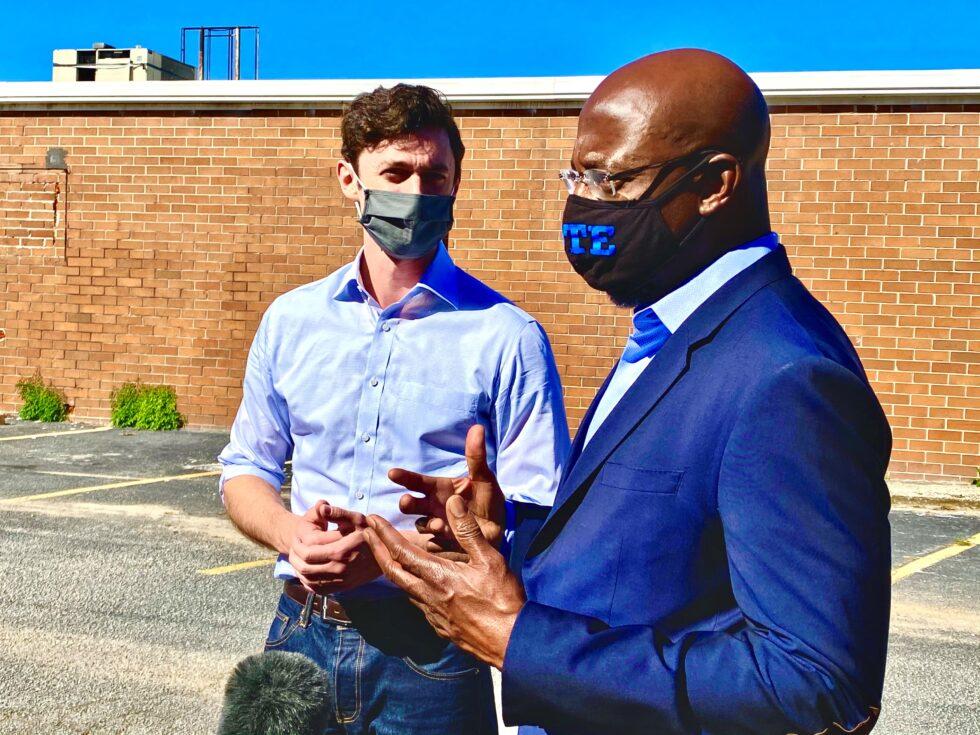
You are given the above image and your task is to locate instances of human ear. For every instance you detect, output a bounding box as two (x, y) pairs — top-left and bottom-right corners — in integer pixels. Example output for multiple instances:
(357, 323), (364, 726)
(336, 160), (362, 203)
(698, 153), (740, 216)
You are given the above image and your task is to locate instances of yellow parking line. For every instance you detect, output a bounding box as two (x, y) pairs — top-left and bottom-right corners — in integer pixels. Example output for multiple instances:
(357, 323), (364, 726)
(0, 469), (220, 504)
(892, 532), (980, 584)
(36, 470), (140, 481)
(197, 558), (277, 576)
(0, 426), (113, 442)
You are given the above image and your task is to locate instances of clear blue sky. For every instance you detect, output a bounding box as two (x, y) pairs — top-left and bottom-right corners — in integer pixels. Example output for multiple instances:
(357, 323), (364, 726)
(2, 0), (978, 81)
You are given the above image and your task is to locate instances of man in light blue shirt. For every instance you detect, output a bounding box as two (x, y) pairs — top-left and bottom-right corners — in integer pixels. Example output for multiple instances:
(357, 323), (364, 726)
(218, 84), (569, 735)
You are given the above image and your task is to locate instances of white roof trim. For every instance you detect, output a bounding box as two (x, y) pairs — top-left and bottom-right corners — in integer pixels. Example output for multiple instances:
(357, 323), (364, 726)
(1, 69), (978, 110)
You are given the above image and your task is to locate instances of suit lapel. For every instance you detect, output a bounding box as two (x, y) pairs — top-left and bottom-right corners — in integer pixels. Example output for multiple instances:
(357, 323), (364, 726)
(563, 365), (617, 481)
(527, 331), (693, 558)
(528, 246), (794, 559)
(560, 329), (692, 503)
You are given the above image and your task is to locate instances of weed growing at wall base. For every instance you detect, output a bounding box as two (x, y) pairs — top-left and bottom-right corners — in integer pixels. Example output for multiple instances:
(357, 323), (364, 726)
(111, 382), (184, 431)
(16, 373), (69, 422)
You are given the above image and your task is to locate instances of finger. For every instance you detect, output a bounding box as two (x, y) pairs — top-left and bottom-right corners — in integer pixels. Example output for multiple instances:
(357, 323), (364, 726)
(301, 499), (329, 521)
(445, 495), (494, 566)
(295, 527), (343, 550)
(289, 552), (348, 579)
(291, 531), (361, 570)
(464, 424), (496, 484)
(298, 561), (349, 578)
(326, 529), (367, 560)
(415, 516), (446, 537)
(292, 531), (362, 565)
(414, 515), (447, 536)
(427, 517), (447, 534)
(400, 492), (436, 518)
(296, 518), (343, 545)
(365, 515), (445, 579)
(319, 503), (367, 533)
(360, 524), (393, 569)
(362, 527), (426, 596)
(388, 468), (441, 496)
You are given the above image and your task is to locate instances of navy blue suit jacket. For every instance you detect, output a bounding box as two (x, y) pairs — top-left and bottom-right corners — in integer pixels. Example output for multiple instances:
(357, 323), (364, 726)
(502, 247), (892, 735)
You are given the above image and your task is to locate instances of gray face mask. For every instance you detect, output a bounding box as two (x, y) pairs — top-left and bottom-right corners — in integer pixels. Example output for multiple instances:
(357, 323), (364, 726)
(348, 166), (455, 260)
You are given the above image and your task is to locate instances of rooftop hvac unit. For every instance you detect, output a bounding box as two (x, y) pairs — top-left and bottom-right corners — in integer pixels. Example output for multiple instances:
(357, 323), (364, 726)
(52, 44), (195, 82)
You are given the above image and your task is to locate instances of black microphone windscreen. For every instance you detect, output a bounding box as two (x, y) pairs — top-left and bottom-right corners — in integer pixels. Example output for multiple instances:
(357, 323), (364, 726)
(217, 651), (332, 735)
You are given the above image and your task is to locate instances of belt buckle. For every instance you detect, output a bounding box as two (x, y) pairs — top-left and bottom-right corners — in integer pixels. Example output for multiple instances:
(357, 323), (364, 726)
(321, 595), (349, 625)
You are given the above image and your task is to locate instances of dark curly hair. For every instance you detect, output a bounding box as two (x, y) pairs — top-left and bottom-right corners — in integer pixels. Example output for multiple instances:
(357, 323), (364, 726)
(341, 83), (465, 175)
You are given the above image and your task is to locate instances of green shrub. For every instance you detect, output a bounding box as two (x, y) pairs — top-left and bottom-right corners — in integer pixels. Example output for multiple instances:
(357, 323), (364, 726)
(111, 382), (184, 431)
(133, 385), (183, 431)
(110, 382), (142, 428)
(15, 373), (69, 422)
(973, 469), (979, 488)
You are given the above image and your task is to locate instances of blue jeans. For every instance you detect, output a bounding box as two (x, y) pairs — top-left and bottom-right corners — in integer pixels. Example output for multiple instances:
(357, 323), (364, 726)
(264, 591), (497, 735)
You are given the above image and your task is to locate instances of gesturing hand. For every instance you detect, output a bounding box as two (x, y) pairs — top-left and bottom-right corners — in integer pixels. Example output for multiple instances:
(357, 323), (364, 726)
(390, 424), (506, 556)
(363, 494), (525, 669)
(287, 501), (380, 594)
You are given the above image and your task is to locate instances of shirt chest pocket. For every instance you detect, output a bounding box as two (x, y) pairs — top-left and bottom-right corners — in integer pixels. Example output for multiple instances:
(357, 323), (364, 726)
(385, 381), (482, 465)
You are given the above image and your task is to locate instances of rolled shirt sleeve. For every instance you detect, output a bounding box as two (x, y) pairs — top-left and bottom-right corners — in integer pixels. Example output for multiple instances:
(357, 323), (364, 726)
(217, 312), (293, 501)
(492, 320), (570, 506)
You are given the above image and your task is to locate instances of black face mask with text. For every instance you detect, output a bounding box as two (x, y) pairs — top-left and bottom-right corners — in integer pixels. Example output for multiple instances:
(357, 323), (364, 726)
(561, 152), (720, 307)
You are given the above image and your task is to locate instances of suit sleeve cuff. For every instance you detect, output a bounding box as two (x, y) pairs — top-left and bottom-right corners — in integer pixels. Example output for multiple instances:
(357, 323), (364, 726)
(500, 600), (689, 733)
(501, 600), (549, 727)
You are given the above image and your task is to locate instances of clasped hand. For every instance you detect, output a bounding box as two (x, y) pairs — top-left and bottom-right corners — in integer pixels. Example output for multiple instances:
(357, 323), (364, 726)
(285, 424), (502, 593)
(287, 501), (380, 593)
(288, 424), (527, 668)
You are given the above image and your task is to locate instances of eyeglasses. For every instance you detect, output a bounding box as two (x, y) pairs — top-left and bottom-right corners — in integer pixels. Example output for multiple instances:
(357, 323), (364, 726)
(559, 149), (723, 200)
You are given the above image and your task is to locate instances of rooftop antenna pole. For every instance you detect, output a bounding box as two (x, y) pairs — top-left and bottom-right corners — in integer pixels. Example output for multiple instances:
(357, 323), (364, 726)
(233, 27), (240, 80)
(180, 26), (260, 80)
(197, 28), (205, 79)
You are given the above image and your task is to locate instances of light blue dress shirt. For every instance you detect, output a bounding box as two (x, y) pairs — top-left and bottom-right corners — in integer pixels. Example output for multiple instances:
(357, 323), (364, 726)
(218, 243), (570, 581)
(583, 232), (779, 446)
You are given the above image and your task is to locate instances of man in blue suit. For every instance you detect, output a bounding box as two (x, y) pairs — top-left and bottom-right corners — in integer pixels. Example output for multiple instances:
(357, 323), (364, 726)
(361, 49), (892, 735)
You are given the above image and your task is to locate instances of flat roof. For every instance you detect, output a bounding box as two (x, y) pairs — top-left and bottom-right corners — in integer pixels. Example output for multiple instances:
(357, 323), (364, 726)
(1, 69), (979, 111)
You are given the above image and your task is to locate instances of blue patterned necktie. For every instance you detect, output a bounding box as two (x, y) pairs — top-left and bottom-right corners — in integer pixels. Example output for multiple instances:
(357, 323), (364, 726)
(621, 308), (672, 363)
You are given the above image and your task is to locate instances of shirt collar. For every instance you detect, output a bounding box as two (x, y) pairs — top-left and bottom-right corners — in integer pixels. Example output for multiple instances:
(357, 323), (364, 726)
(332, 242), (459, 311)
(332, 254), (368, 303)
(637, 231), (779, 334)
(415, 242), (459, 310)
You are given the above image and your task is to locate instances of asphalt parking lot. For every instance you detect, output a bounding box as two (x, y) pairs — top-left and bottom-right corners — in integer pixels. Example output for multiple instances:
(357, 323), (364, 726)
(0, 421), (977, 734)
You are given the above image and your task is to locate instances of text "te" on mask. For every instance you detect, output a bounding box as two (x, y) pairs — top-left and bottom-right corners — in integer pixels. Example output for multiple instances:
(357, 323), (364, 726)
(562, 224), (616, 256)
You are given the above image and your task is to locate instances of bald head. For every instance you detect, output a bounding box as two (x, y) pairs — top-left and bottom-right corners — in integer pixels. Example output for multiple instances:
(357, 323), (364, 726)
(564, 49), (773, 306)
(578, 49), (770, 177)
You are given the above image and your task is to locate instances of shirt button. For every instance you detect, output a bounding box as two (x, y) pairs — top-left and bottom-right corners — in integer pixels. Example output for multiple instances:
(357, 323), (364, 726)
(355, 491), (365, 500)
(361, 433), (371, 443)
(381, 322), (391, 332)
(370, 377), (379, 387)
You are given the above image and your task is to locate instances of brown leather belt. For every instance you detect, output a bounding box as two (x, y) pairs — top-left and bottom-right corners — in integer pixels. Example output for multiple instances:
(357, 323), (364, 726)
(284, 581), (353, 624)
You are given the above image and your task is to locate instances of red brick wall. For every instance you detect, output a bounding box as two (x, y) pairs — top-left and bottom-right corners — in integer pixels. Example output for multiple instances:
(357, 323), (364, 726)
(0, 104), (976, 482)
